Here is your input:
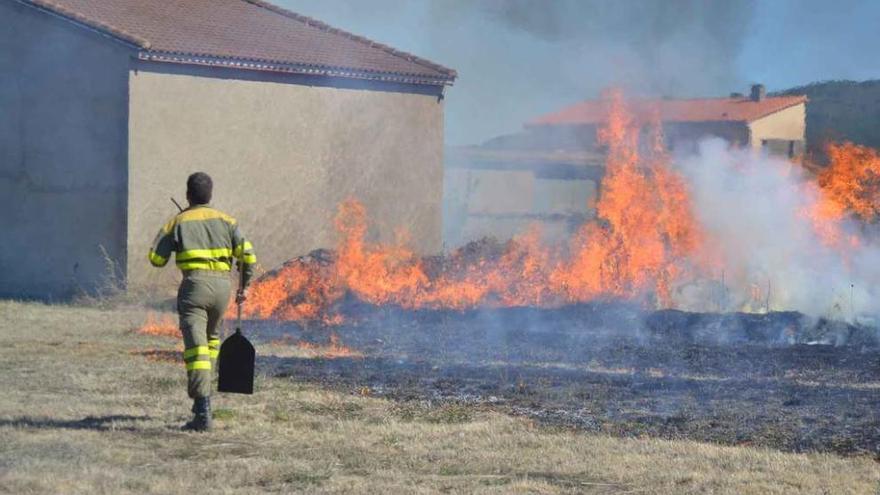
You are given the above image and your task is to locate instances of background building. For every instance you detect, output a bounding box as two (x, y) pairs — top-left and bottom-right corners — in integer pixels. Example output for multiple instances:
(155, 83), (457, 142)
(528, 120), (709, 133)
(0, 0), (455, 298)
(530, 85), (806, 156)
(445, 86), (806, 248)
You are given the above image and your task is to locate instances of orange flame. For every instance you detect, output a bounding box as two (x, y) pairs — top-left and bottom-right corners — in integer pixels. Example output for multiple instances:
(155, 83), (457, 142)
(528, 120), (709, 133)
(295, 332), (364, 359)
(552, 91), (706, 305)
(240, 89), (708, 320)
(799, 141), (878, 250)
(242, 257), (343, 322)
(135, 312), (179, 338)
(819, 141), (880, 222)
(237, 91), (880, 322)
(335, 200), (429, 307)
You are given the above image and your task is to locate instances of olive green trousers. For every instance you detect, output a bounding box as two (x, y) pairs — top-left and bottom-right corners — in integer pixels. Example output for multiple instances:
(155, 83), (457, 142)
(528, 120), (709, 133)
(177, 270), (231, 399)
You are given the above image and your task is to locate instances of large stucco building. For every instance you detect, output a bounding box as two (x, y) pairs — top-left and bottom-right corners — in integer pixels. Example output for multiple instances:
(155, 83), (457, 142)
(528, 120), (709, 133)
(1, 0), (455, 299)
(445, 86), (806, 247)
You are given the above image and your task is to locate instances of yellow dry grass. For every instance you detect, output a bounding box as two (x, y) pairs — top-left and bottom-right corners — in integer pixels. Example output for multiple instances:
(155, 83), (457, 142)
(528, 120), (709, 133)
(0, 300), (877, 494)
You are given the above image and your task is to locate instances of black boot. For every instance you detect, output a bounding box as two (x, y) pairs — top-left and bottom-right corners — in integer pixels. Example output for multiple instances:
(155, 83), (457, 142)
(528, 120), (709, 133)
(182, 397), (212, 432)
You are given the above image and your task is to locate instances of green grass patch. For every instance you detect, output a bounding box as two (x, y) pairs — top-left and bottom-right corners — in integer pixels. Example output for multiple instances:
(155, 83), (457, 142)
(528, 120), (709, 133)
(212, 408), (236, 421)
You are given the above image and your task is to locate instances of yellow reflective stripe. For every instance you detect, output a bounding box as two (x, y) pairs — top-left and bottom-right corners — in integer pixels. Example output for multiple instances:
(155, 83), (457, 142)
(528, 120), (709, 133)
(242, 253), (257, 264)
(177, 260), (232, 271)
(148, 251), (167, 266)
(210, 349), (219, 359)
(186, 361), (212, 371)
(233, 241), (254, 257)
(161, 218), (177, 235)
(183, 346), (210, 359)
(176, 207), (236, 225)
(208, 339), (220, 348)
(176, 247), (234, 261)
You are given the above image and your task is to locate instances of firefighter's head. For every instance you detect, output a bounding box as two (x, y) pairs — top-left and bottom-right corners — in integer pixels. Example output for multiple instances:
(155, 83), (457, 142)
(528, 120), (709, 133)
(186, 172), (213, 206)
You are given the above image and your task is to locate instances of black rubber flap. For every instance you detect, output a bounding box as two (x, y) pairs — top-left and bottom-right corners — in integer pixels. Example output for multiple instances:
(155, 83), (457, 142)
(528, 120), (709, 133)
(218, 329), (255, 394)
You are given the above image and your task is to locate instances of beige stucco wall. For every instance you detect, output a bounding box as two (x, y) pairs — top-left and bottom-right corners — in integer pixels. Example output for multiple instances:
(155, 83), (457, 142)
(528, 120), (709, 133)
(443, 167), (596, 248)
(0, 1), (130, 299)
(127, 70), (444, 289)
(747, 103), (806, 149)
(464, 169), (535, 215)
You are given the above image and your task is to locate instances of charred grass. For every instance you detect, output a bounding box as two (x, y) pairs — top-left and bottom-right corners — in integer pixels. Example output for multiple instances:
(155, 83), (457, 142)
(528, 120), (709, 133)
(0, 300), (878, 494)
(263, 305), (880, 457)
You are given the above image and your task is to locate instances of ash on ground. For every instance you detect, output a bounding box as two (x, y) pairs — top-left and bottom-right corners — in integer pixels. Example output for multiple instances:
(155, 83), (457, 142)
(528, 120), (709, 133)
(250, 302), (879, 456)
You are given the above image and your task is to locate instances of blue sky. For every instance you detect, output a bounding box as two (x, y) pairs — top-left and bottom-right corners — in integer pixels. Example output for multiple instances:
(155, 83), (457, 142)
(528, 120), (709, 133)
(278, 0), (880, 146)
(737, 0), (880, 87)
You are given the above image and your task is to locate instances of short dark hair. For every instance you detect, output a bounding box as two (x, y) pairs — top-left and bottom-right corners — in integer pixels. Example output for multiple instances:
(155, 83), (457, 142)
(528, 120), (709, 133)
(186, 172), (213, 205)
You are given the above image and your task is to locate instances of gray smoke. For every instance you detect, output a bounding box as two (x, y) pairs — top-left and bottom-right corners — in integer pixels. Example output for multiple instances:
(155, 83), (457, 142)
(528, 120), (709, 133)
(280, 0), (756, 144)
(479, 0), (754, 96)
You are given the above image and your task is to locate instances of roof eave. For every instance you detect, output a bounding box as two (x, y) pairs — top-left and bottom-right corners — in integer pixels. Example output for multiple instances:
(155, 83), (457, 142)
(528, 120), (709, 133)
(138, 51), (455, 86)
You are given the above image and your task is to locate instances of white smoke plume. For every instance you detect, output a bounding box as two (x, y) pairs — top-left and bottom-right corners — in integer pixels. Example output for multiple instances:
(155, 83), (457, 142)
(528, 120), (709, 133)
(675, 138), (880, 320)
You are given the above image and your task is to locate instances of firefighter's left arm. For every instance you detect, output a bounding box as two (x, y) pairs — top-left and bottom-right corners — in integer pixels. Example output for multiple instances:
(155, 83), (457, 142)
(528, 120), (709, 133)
(232, 225), (257, 288)
(148, 218), (177, 267)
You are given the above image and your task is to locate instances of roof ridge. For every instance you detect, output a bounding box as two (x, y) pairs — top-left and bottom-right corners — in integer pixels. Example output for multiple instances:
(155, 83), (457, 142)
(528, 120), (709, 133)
(243, 0), (456, 78)
(528, 94), (808, 126)
(742, 97), (809, 123)
(574, 94), (807, 104)
(19, 0), (455, 85)
(22, 0), (151, 48)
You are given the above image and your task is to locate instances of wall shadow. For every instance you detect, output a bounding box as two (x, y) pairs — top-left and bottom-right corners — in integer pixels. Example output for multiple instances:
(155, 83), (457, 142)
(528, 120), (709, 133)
(0, 414), (150, 431)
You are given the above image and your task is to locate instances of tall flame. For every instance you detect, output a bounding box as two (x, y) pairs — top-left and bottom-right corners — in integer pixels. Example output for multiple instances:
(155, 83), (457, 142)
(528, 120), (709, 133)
(241, 89), (710, 321)
(818, 141), (880, 222)
(553, 92), (705, 305)
(235, 91), (880, 323)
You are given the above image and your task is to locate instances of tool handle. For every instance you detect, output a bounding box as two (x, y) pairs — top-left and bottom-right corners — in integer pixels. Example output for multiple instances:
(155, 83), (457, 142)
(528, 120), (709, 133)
(170, 197), (184, 213)
(236, 259), (245, 332)
(236, 300), (242, 332)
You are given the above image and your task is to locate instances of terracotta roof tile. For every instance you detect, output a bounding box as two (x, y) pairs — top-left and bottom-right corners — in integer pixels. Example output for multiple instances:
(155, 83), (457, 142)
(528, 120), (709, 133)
(529, 95), (807, 126)
(22, 0), (456, 85)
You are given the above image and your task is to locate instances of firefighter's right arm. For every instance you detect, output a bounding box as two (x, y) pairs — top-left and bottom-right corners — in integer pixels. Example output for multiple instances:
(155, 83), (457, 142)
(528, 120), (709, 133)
(148, 218), (177, 267)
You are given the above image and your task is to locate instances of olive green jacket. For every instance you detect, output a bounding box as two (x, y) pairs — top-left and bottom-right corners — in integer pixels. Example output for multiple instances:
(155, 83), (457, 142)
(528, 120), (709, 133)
(148, 204), (256, 286)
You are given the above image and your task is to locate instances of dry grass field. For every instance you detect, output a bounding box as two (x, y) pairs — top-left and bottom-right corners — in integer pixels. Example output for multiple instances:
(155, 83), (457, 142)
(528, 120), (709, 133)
(0, 300), (878, 494)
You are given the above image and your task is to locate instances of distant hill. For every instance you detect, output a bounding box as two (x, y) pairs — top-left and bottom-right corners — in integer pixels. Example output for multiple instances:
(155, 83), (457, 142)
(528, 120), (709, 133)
(778, 80), (880, 160)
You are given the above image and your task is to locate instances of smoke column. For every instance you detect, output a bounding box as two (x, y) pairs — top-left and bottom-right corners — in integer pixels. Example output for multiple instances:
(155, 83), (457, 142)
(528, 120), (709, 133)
(280, 0), (755, 145)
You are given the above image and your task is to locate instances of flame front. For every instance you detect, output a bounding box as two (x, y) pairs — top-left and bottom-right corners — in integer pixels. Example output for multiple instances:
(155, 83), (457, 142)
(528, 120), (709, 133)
(294, 332), (364, 359)
(242, 90), (711, 321)
(240, 91), (877, 322)
(136, 312), (179, 338)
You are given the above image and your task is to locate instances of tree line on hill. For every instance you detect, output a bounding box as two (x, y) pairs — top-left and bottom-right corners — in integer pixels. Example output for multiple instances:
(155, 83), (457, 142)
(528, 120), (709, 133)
(778, 80), (880, 161)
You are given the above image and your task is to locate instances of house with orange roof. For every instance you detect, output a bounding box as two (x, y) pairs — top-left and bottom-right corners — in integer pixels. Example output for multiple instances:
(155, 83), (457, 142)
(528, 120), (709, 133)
(529, 85), (807, 157)
(444, 85), (806, 248)
(1, 0), (455, 299)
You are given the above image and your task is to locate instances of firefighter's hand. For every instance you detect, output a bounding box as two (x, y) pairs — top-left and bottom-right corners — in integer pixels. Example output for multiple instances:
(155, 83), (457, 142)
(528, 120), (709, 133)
(235, 289), (248, 305)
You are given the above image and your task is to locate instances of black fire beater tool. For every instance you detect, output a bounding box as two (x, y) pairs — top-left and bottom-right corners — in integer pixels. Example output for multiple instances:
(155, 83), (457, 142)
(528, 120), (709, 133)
(218, 264), (256, 394)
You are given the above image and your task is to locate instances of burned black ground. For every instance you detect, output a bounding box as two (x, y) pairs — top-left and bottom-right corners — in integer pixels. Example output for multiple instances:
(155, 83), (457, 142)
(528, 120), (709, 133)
(250, 303), (880, 456)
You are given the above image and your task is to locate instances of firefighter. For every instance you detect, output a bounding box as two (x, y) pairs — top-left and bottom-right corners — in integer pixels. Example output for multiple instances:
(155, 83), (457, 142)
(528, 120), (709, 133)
(148, 172), (256, 431)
